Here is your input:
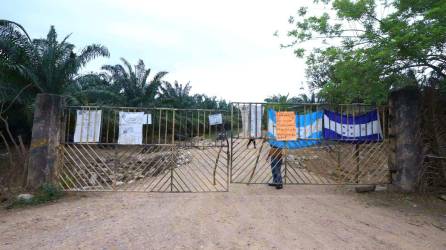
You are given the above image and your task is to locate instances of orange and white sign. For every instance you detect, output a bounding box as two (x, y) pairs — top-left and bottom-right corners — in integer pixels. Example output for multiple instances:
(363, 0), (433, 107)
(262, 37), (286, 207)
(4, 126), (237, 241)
(276, 111), (296, 141)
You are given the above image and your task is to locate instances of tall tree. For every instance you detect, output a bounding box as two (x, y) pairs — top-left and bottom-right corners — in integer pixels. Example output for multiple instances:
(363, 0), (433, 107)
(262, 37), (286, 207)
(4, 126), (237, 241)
(67, 73), (123, 105)
(101, 58), (167, 107)
(265, 93), (318, 104)
(158, 81), (192, 108)
(282, 0), (446, 104)
(264, 94), (291, 104)
(0, 20), (109, 139)
(0, 20), (109, 95)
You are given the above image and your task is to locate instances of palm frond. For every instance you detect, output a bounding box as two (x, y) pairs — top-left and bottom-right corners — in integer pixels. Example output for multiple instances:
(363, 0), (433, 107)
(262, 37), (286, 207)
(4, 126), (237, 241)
(0, 19), (32, 43)
(77, 44), (109, 67)
(151, 71), (168, 84)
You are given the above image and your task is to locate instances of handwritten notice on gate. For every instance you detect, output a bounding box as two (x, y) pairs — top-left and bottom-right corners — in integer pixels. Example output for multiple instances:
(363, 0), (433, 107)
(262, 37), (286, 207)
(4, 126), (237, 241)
(276, 111), (296, 141)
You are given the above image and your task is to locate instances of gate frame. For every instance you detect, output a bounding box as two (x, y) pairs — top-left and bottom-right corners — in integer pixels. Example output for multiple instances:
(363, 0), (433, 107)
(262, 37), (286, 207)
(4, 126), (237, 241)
(28, 91), (422, 192)
(57, 105), (230, 193)
(228, 101), (391, 186)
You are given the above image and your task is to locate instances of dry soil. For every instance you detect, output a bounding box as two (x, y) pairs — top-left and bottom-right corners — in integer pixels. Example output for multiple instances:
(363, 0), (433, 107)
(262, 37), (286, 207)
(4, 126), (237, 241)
(1, 185), (446, 249)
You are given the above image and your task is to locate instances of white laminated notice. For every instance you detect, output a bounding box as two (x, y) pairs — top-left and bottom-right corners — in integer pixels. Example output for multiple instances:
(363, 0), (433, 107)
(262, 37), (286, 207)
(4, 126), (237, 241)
(240, 104), (262, 138)
(73, 110), (102, 143)
(118, 112), (146, 145)
(209, 113), (223, 125)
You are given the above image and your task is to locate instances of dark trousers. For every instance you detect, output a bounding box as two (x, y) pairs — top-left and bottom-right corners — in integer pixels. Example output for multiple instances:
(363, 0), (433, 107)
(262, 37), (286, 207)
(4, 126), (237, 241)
(271, 155), (283, 184)
(247, 138), (256, 148)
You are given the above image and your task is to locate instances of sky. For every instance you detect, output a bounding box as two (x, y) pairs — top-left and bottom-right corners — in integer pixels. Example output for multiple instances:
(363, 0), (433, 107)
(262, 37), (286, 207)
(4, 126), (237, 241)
(1, 0), (327, 102)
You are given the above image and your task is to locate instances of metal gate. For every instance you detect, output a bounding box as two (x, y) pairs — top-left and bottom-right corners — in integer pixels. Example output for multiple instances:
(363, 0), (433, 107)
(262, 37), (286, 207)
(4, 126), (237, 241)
(58, 106), (229, 192)
(57, 103), (391, 192)
(230, 102), (390, 185)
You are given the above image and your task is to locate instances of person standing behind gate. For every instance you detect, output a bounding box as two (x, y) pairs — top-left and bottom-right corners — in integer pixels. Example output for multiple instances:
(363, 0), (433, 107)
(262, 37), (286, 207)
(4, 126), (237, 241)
(267, 146), (283, 189)
(246, 137), (257, 149)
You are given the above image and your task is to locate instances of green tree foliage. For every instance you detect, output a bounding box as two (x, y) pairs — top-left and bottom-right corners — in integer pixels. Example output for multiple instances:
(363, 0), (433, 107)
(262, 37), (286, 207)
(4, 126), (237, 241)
(190, 93), (221, 109)
(264, 93), (317, 104)
(101, 58), (168, 107)
(0, 21), (230, 140)
(0, 20), (109, 139)
(68, 73), (124, 105)
(157, 81), (229, 109)
(0, 20), (36, 106)
(0, 20), (109, 96)
(283, 0), (446, 104)
(158, 81), (192, 108)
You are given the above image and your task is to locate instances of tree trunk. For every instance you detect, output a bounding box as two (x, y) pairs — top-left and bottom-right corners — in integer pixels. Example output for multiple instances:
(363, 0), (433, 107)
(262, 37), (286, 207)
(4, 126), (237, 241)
(27, 94), (65, 190)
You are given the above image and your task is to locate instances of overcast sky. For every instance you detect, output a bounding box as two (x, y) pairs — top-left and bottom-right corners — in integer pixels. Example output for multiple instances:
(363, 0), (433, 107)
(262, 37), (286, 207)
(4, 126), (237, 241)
(1, 0), (327, 102)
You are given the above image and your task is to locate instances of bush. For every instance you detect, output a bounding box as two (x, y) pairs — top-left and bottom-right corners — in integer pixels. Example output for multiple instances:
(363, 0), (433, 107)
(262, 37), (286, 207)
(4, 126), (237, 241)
(35, 183), (63, 202)
(6, 183), (63, 209)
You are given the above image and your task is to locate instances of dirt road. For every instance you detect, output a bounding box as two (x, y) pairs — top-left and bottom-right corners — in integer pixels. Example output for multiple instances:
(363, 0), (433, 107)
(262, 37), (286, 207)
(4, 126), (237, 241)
(1, 185), (445, 249)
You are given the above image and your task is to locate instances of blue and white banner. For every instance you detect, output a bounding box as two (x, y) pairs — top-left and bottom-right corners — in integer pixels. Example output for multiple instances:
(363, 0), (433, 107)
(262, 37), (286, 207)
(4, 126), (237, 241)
(267, 109), (323, 149)
(323, 109), (382, 142)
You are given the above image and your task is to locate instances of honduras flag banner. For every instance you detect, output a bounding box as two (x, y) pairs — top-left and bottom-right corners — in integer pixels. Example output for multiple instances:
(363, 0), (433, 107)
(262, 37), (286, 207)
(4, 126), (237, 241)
(267, 108), (323, 149)
(323, 109), (383, 142)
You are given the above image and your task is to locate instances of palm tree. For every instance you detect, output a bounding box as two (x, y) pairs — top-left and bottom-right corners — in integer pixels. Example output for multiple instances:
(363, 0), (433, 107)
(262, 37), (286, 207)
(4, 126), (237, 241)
(0, 20), (109, 95)
(158, 81), (192, 108)
(264, 94), (290, 104)
(67, 73), (123, 105)
(0, 20), (37, 106)
(199, 95), (219, 109)
(293, 93), (317, 103)
(0, 20), (109, 141)
(101, 58), (167, 107)
(265, 93), (318, 104)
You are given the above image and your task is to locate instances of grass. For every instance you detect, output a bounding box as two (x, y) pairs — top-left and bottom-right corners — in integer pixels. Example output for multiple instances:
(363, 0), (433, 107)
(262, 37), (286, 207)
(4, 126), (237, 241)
(6, 183), (64, 209)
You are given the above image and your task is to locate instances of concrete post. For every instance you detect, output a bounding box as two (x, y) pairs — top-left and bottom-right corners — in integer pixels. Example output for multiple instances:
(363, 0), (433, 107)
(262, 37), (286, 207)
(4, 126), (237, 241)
(27, 94), (65, 190)
(388, 86), (423, 192)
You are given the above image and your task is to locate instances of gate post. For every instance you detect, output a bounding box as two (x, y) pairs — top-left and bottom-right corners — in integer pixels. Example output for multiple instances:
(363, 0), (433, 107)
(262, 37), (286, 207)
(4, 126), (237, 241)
(388, 86), (423, 192)
(27, 93), (65, 190)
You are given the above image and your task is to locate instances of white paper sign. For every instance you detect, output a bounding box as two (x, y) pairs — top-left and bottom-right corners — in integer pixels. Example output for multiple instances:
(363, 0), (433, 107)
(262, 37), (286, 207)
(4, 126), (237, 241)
(118, 112), (145, 145)
(209, 113), (223, 125)
(240, 105), (262, 138)
(145, 114), (152, 125)
(74, 110), (102, 143)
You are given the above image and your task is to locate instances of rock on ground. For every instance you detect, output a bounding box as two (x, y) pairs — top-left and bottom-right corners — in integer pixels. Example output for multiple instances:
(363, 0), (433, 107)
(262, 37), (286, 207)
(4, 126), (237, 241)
(16, 194), (34, 201)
